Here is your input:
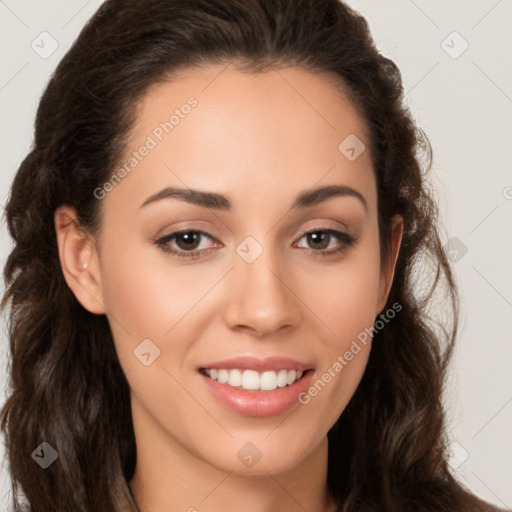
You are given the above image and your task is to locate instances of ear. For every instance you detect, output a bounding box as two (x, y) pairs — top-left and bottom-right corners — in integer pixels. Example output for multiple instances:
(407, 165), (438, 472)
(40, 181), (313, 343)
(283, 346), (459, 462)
(54, 205), (106, 314)
(376, 214), (403, 314)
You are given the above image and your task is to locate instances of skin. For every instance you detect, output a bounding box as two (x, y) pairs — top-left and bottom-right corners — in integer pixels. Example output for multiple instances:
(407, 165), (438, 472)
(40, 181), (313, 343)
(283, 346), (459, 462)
(55, 64), (403, 512)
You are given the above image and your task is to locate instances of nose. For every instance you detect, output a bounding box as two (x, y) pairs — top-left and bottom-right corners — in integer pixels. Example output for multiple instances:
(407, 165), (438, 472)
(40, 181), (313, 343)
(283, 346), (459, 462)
(224, 246), (302, 337)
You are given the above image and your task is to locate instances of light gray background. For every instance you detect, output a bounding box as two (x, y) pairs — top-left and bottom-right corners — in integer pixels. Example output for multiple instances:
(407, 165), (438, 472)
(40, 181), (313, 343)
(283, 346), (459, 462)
(0, 0), (511, 509)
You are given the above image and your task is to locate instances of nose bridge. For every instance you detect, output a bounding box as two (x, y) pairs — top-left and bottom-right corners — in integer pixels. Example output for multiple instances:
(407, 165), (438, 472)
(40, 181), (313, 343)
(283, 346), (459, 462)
(224, 234), (301, 335)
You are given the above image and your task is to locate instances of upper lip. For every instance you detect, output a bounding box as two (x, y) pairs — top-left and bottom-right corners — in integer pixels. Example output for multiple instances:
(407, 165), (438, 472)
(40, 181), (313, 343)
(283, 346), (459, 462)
(199, 356), (313, 372)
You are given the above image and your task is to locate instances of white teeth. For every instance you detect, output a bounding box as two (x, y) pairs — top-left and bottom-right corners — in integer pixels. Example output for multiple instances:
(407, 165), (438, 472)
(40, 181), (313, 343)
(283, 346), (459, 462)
(276, 369), (288, 387)
(229, 369), (242, 387)
(217, 369), (229, 384)
(260, 371), (277, 391)
(242, 370), (260, 390)
(203, 368), (304, 391)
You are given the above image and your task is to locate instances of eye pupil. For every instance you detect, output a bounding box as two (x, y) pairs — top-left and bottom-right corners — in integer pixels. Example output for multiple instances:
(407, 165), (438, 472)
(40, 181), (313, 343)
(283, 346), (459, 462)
(177, 231), (201, 250)
(308, 231), (329, 250)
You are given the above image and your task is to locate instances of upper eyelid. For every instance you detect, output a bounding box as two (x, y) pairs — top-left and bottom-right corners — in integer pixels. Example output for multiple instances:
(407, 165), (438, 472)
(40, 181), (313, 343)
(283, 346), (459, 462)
(158, 228), (219, 242)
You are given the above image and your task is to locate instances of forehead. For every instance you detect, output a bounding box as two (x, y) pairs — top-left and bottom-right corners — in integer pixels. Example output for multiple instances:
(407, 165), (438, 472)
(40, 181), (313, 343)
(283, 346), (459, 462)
(104, 63), (375, 216)
(133, 63), (369, 150)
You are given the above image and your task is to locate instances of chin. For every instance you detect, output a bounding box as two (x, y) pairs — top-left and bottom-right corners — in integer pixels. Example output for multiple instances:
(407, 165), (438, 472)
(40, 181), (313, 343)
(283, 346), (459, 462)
(196, 431), (324, 477)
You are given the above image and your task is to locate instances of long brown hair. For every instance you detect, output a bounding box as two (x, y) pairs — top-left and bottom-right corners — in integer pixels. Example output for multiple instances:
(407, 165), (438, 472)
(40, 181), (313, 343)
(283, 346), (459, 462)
(1, 1), (505, 511)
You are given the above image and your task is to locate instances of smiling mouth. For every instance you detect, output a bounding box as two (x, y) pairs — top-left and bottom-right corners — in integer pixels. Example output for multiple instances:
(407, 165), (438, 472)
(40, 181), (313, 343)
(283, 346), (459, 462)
(199, 368), (307, 392)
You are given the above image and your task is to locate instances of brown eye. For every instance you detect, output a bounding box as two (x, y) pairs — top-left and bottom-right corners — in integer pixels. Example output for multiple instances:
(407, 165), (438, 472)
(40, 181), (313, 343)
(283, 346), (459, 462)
(305, 231), (331, 250)
(294, 228), (356, 257)
(155, 229), (219, 259)
(174, 231), (202, 251)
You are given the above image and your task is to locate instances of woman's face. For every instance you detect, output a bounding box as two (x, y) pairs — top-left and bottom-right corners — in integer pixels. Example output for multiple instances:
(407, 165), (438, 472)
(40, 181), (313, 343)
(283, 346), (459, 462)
(63, 64), (401, 476)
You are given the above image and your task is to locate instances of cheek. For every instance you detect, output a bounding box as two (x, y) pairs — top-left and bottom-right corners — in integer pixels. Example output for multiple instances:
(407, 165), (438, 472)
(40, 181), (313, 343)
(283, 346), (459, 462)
(296, 238), (381, 425)
(97, 236), (204, 376)
(99, 235), (214, 334)
(302, 234), (382, 341)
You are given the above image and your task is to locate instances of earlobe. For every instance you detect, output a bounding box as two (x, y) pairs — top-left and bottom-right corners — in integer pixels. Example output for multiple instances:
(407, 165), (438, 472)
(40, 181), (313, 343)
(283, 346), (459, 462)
(376, 214), (403, 314)
(54, 205), (106, 315)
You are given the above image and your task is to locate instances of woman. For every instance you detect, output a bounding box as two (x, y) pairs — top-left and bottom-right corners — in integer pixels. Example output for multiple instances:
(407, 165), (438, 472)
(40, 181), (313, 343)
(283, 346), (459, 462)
(0, 0), (507, 511)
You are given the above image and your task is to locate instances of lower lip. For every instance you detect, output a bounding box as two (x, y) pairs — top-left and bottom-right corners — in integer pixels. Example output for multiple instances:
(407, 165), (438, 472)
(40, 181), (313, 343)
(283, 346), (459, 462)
(199, 370), (313, 417)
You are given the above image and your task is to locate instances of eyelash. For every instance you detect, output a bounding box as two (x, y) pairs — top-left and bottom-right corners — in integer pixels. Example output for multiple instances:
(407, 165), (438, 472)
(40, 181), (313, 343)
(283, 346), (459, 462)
(154, 227), (357, 260)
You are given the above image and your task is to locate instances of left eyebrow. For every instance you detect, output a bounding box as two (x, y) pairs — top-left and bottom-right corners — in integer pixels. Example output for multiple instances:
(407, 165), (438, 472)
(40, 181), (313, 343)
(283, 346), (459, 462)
(291, 184), (367, 212)
(140, 184), (367, 212)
